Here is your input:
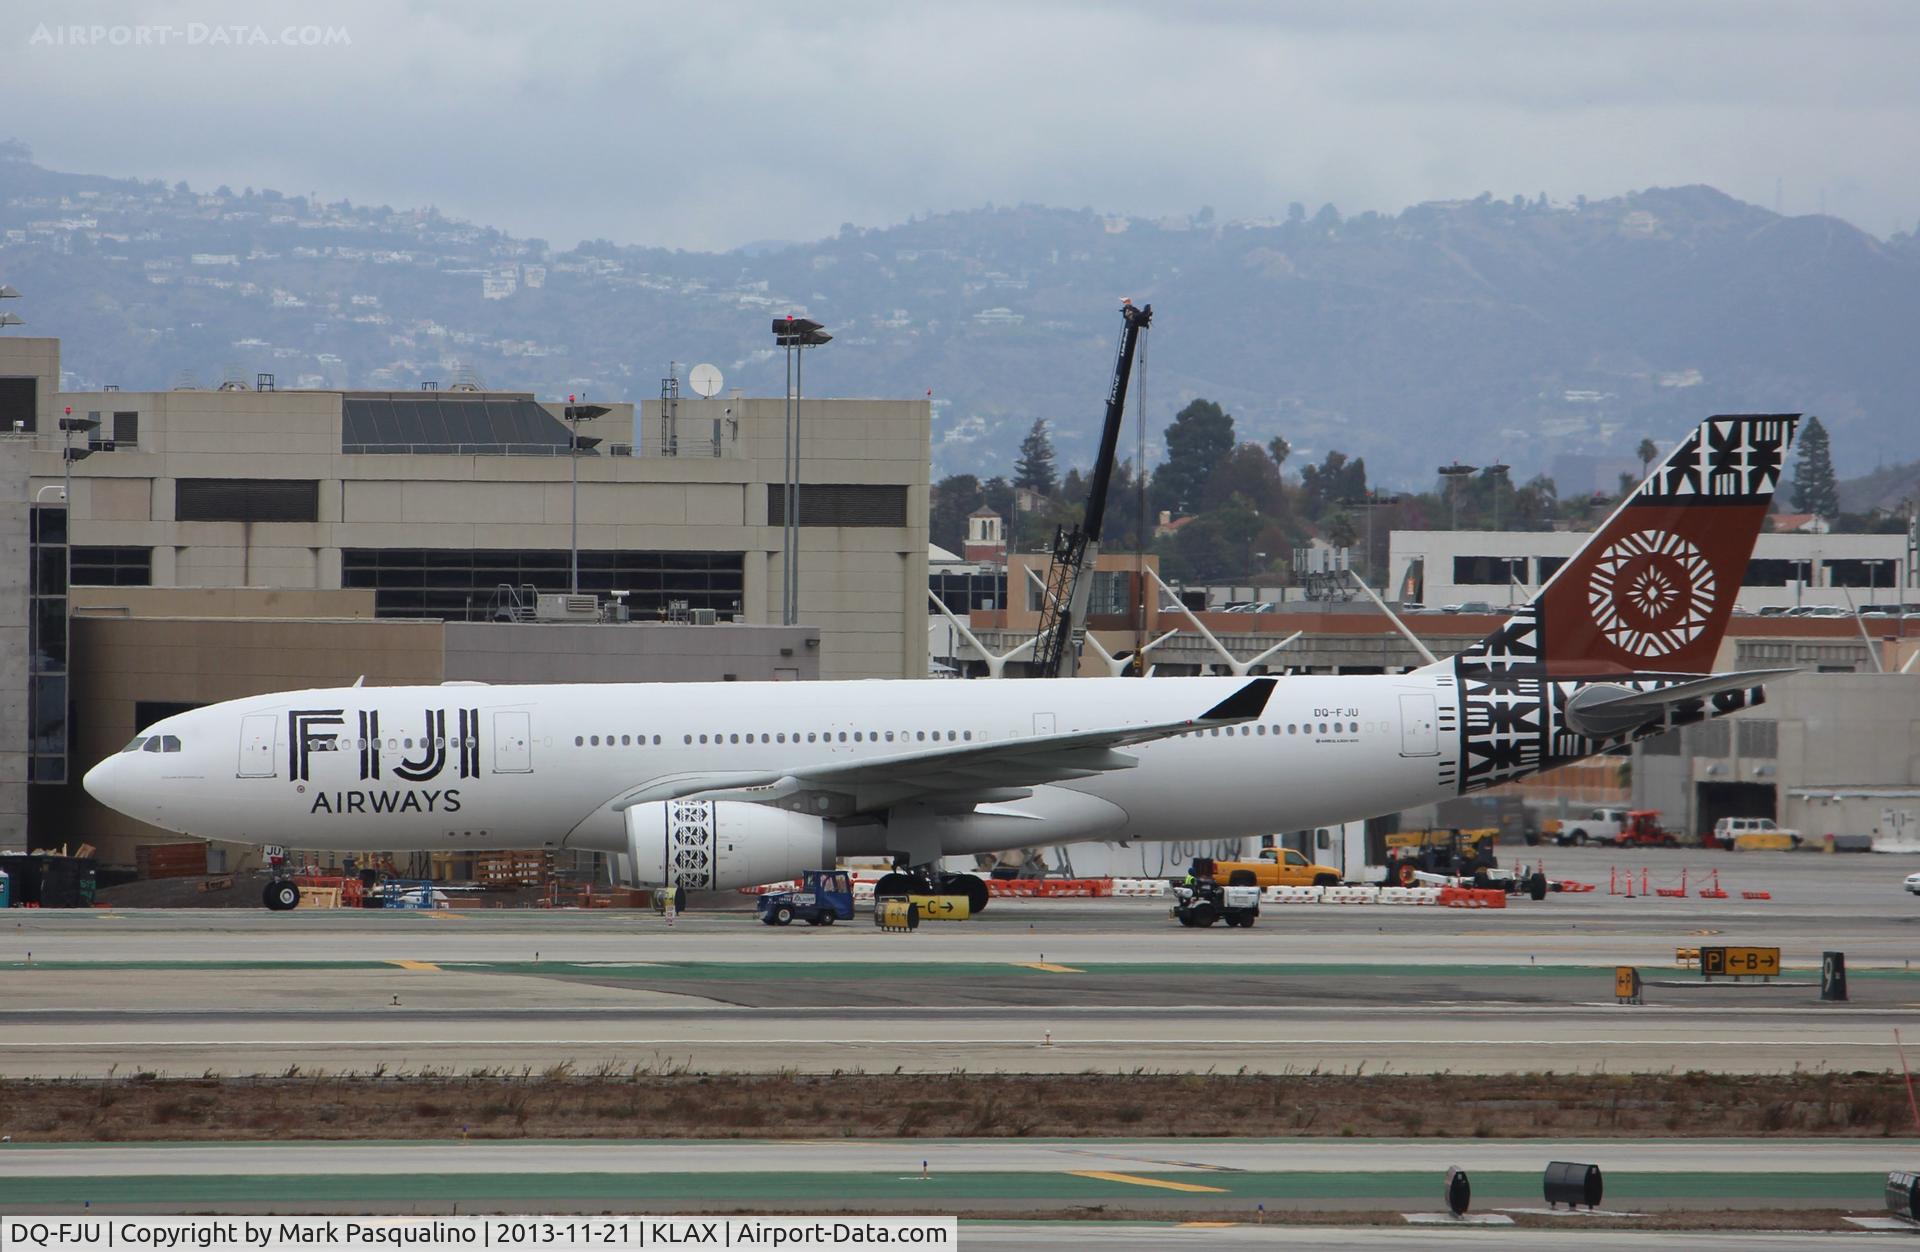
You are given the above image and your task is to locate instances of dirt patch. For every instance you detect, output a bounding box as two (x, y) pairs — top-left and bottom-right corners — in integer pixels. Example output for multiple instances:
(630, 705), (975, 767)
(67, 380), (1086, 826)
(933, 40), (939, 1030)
(3, 1070), (1915, 1143)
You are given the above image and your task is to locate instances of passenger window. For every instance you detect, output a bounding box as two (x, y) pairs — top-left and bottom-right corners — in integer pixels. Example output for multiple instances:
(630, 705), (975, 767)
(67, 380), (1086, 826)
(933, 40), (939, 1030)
(730, 734), (739, 744)
(621, 735), (631, 746)
(1256, 725), (1266, 736)
(684, 735), (693, 745)
(699, 735), (708, 744)
(652, 735), (661, 745)
(1319, 723), (1328, 734)
(885, 732), (895, 742)
(1288, 725), (1297, 734)
(963, 731), (972, 741)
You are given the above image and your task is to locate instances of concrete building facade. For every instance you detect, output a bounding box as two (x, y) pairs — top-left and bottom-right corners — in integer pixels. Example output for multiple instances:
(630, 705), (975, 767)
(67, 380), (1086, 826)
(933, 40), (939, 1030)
(1633, 673), (1920, 842)
(1391, 528), (1915, 613)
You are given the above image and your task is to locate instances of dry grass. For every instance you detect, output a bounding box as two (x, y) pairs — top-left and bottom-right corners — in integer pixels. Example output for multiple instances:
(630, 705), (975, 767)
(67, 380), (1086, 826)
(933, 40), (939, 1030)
(2, 1070), (1915, 1143)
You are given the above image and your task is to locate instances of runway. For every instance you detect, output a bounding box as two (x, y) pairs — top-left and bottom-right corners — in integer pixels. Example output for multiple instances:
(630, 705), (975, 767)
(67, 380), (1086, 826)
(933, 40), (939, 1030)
(4, 848), (1918, 1076)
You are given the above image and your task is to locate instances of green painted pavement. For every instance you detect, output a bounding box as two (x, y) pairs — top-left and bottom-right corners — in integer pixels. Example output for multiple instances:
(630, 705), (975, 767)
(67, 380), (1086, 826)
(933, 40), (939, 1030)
(0, 1171), (1883, 1207)
(9, 958), (1915, 980)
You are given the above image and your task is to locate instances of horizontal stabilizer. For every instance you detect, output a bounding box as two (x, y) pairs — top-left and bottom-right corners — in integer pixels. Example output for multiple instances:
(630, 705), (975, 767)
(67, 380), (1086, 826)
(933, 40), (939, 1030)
(1561, 669), (1795, 738)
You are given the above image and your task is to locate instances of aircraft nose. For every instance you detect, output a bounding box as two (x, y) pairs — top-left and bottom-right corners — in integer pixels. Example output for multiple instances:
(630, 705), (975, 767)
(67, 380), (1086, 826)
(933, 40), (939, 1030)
(83, 754), (131, 815)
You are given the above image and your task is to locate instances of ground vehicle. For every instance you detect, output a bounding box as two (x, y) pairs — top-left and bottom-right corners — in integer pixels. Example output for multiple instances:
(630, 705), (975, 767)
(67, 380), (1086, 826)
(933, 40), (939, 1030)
(756, 869), (854, 926)
(1171, 877), (1260, 928)
(1557, 807), (1631, 846)
(1386, 828), (1498, 884)
(1712, 816), (1801, 850)
(1195, 848), (1340, 889)
(1904, 871), (1920, 896)
(1616, 810), (1678, 848)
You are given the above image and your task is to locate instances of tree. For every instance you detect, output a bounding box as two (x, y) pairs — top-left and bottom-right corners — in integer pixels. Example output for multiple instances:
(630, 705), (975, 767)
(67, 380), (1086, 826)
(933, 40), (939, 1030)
(1637, 438), (1659, 479)
(1298, 450), (1368, 519)
(1791, 416), (1839, 518)
(1202, 443), (1288, 518)
(1266, 435), (1291, 470)
(1013, 418), (1058, 497)
(1161, 493), (1262, 582)
(1153, 399), (1235, 516)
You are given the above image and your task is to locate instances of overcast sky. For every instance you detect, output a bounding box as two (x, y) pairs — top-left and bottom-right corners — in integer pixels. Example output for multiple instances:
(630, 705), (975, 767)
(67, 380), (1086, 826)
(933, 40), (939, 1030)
(11, 1), (1919, 251)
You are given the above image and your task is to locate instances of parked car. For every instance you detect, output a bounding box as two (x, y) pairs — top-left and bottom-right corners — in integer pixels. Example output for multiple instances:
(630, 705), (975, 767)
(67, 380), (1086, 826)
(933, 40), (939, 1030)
(1904, 871), (1920, 896)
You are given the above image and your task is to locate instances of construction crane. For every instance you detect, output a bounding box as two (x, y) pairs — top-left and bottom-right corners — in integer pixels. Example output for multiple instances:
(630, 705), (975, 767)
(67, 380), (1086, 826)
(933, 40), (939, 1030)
(1030, 298), (1152, 678)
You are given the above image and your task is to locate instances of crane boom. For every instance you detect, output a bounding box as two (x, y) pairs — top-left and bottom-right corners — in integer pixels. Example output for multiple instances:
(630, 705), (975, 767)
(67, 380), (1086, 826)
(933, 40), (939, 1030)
(1030, 299), (1152, 678)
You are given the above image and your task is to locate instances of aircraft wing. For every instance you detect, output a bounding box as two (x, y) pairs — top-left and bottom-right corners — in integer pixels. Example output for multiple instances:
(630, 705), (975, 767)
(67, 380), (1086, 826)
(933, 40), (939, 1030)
(609, 677), (1276, 815)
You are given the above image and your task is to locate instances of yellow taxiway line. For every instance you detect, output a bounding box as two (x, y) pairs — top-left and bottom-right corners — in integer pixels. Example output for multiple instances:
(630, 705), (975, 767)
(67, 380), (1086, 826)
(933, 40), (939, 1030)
(386, 960), (442, 971)
(1069, 1170), (1227, 1193)
(1015, 962), (1084, 973)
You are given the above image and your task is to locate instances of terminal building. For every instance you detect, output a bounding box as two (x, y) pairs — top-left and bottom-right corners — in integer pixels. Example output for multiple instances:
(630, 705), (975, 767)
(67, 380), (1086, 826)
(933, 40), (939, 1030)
(0, 335), (928, 866)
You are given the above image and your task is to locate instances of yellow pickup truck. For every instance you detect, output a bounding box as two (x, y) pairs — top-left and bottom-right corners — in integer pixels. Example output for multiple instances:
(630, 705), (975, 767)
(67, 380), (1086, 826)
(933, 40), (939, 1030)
(1195, 847), (1343, 888)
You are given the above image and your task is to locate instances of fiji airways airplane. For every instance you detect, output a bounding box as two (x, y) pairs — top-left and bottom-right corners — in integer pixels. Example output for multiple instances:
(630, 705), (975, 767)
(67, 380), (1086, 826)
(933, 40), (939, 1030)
(87, 414), (1799, 911)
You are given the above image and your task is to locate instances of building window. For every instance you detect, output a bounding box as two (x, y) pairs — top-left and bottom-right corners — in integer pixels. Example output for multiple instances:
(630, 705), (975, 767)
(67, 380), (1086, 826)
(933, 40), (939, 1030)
(1825, 559), (1897, 589)
(135, 701), (202, 729)
(1744, 559), (1813, 588)
(176, 479), (320, 523)
(112, 411), (139, 446)
(1452, 555), (1527, 586)
(342, 548), (746, 620)
(766, 483), (909, 528)
(71, 546), (152, 586)
(0, 376), (36, 433)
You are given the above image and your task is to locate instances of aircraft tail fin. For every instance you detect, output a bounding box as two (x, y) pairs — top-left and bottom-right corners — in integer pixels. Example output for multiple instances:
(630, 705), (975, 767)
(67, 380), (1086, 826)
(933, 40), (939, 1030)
(1460, 414), (1800, 677)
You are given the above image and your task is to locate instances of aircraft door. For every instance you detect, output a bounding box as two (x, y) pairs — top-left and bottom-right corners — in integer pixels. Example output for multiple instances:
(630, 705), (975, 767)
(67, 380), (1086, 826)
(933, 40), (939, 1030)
(493, 711), (533, 773)
(237, 713), (277, 777)
(1398, 694), (1439, 757)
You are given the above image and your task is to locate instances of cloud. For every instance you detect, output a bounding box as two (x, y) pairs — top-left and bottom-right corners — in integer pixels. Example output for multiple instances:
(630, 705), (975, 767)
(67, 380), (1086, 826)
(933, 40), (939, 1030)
(10, 0), (1920, 247)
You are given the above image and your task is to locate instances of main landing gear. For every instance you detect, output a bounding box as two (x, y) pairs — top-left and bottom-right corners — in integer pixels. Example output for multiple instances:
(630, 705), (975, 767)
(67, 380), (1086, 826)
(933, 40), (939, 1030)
(263, 879), (300, 911)
(873, 866), (990, 914)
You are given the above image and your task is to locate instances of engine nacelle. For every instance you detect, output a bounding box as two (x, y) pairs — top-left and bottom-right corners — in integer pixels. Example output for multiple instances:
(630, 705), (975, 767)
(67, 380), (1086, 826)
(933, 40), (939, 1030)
(624, 800), (833, 890)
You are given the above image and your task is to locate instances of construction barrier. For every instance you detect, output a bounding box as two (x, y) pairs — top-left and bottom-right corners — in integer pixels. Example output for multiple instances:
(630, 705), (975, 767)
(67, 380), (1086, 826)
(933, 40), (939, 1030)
(1262, 885), (1322, 903)
(1438, 886), (1507, 909)
(1321, 884), (1381, 904)
(1557, 880), (1597, 893)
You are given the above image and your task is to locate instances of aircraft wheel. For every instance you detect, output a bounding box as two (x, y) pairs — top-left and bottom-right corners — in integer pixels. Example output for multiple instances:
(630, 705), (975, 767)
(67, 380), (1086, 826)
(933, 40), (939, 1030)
(1528, 872), (1548, 902)
(875, 872), (919, 899)
(941, 872), (989, 914)
(263, 880), (300, 912)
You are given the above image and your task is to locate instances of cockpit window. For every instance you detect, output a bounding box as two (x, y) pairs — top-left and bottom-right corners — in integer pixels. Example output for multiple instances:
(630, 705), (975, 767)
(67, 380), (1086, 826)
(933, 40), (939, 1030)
(121, 737), (148, 753)
(143, 738), (163, 753)
(161, 735), (182, 753)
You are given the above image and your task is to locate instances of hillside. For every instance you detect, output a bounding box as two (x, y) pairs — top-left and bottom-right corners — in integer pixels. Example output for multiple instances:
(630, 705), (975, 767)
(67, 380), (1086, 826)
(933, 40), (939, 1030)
(4, 139), (1917, 486)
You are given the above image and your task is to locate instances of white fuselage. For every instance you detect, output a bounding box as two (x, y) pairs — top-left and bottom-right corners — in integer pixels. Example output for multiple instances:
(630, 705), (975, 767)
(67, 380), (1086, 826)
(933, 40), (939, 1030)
(85, 673), (1462, 863)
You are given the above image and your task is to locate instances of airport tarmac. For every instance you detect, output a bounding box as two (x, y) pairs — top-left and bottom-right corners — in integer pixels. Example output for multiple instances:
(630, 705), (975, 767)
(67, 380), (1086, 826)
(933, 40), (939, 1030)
(2, 847), (1916, 1076)
(0, 1136), (1895, 1214)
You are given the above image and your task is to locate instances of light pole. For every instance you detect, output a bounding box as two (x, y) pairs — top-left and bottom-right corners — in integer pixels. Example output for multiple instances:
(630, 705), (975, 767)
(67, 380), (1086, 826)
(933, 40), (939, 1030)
(563, 396), (609, 595)
(0, 283), (21, 332)
(1483, 462), (1511, 529)
(1342, 490), (1402, 579)
(771, 317), (831, 625)
(1438, 463), (1477, 530)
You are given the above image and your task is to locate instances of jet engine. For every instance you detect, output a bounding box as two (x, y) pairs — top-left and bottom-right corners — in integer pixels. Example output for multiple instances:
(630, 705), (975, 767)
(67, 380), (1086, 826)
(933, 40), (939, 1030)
(623, 799), (833, 890)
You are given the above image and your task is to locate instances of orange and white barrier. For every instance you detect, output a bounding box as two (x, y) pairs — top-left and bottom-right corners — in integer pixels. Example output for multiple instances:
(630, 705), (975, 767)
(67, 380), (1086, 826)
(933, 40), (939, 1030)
(1438, 886), (1507, 909)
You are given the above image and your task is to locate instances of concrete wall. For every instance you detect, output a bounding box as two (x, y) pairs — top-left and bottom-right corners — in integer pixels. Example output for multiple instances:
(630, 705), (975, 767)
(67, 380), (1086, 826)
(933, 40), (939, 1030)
(443, 622), (818, 684)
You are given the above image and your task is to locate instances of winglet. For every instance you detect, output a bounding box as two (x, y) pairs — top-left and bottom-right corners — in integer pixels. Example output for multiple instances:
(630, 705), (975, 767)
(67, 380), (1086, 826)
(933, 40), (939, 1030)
(1197, 677), (1277, 723)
